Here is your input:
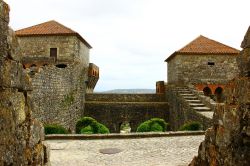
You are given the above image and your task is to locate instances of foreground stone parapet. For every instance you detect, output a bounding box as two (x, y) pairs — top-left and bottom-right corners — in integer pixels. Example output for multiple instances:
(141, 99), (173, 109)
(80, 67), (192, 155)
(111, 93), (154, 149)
(0, 0), (49, 165)
(189, 27), (250, 166)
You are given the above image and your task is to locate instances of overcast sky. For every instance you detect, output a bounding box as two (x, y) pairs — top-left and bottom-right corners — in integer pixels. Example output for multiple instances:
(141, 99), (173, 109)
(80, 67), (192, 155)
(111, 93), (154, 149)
(7, 0), (250, 91)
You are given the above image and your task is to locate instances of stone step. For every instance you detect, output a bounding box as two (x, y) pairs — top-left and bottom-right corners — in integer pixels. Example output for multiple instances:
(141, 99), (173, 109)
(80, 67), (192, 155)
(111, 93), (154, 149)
(189, 103), (205, 107)
(180, 94), (196, 96)
(176, 89), (189, 91)
(197, 111), (214, 119)
(193, 107), (211, 112)
(183, 96), (198, 100)
(175, 87), (189, 90)
(186, 100), (202, 103)
(178, 91), (191, 93)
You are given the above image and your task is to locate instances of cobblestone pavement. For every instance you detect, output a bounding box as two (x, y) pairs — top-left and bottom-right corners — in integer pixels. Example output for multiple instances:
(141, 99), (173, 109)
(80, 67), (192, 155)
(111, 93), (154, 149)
(46, 135), (204, 166)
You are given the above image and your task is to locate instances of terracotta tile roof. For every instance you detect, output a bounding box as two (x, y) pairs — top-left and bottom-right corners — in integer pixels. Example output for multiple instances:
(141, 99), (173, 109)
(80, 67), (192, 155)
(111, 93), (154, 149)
(15, 20), (92, 48)
(165, 35), (239, 62)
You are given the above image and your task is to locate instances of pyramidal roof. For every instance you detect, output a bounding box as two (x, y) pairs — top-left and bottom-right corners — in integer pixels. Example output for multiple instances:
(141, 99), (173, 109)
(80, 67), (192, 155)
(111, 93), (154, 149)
(165, 35), (239, 62)
(15, 20), (92, 48)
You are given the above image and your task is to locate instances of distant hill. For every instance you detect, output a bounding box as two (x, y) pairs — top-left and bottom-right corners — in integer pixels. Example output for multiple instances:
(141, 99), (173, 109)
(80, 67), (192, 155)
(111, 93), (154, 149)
(100, 89), (155, 94)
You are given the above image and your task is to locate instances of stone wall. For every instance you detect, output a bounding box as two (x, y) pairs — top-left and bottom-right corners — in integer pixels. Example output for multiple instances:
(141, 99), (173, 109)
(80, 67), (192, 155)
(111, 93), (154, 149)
(166, 85), (212, 131)
(0, 0), (49, 165)
(168, 54), (239, 84)
(18, 35), (89, 66)
(190, 27), (250, 166)
(29, 63), (87, 132)
(85, 94), (169, 133)
(86, 93), (166, 102)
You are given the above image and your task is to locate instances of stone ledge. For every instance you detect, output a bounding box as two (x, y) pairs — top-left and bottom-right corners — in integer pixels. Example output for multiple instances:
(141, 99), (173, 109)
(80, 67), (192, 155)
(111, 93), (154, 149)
(45, 131), (205, 140)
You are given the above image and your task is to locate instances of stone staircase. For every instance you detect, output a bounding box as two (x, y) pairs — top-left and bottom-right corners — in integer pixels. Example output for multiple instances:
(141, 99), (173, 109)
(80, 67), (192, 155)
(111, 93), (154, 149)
(174, 86), (214, 119)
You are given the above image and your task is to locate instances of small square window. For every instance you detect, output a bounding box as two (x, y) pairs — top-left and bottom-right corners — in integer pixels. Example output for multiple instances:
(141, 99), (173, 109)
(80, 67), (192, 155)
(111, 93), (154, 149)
(208, 62), (215, 66)
(50, 48), (57, 59)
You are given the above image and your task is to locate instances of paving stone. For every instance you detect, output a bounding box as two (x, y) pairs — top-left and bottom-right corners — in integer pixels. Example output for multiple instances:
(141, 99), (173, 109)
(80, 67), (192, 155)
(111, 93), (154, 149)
(46, 135), (204, 166)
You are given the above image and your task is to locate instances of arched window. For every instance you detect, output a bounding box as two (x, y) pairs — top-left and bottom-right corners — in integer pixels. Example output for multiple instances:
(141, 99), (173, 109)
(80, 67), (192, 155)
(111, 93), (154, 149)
(203, 87), (212, 97)
(215, 87), (224, 103)
(120, 121), (131, 133)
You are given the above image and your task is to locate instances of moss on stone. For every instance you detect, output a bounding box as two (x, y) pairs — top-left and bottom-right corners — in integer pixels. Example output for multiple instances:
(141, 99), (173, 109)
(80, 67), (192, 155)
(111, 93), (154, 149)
(61, 92), (75, 107)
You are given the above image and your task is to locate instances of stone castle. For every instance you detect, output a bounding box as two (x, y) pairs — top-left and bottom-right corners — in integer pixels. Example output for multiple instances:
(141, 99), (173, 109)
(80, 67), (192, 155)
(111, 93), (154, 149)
(0, 0), (249, 165)
(10, 20), (241, 133)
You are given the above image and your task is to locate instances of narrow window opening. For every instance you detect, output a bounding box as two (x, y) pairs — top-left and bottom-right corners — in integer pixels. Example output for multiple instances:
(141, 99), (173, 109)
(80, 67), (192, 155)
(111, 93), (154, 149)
(50, 48), (57, 60)
(208, 62), (215, 66)
(56, 64), (67, 68)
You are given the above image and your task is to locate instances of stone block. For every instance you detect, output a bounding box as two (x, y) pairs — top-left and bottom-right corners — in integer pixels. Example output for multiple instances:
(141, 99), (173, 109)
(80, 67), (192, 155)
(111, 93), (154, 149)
(0, 59), (22, 88)
(7, 28), (21, 61)
(241, 26), (250, 48)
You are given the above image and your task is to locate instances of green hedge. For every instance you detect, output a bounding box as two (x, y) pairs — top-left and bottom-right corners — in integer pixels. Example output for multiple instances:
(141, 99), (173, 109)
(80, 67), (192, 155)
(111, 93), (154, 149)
(44, 124), (68, 135)
(136, 118), (169, 132)
(76, 117), (110, 134)
(179, 121), (202, 131)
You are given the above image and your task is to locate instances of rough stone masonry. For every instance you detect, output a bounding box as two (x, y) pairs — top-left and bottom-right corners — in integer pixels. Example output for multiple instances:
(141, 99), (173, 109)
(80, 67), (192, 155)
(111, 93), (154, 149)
(189, 27), (250, 166)
(0, 0), (50, 165)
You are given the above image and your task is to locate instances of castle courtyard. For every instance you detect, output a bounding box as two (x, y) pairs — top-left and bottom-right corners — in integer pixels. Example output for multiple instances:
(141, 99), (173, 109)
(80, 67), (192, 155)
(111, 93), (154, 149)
(47, 135), (204, 166)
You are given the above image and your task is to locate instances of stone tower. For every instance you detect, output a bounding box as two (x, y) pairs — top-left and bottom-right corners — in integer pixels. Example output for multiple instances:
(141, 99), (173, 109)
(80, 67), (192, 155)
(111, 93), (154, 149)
(15, 21), (99, 132)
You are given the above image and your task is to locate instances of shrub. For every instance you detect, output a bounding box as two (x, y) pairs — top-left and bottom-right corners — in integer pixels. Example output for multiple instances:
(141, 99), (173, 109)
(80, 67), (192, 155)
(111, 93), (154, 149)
(179, 121), (202, 131)
(97, 123), (110, 134)
(44, 124), (68, 135)
(151, 122), (163, 132)
(80, 125), (93, 134)
(136, 118), (168, 132)
(76, 117), (110, 134)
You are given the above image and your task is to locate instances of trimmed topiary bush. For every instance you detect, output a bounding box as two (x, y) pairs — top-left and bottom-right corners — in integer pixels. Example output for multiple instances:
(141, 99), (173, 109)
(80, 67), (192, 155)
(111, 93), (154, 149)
(80, 125), (94, 134)
(97, 123), (110, 134)
(179, 121), (202, 131)
(136, 118), (169, 132)
(151, 122), (163, 132)
(44, 124), (68, 135)
(76, 117), (110, 134)
(136, 121), (151, 132)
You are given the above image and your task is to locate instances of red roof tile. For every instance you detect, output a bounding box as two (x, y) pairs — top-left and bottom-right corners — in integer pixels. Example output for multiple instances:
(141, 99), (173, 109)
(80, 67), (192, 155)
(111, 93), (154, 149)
(165, 35), (239, 62)
(15, 20), (92, 48)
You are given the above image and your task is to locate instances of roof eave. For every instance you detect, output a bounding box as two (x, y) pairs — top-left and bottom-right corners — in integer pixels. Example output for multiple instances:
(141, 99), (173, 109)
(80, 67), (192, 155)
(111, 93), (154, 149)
(165, 52), (177, 62)
(165, 52), (240, 62)
(16, 33), (92, 49)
